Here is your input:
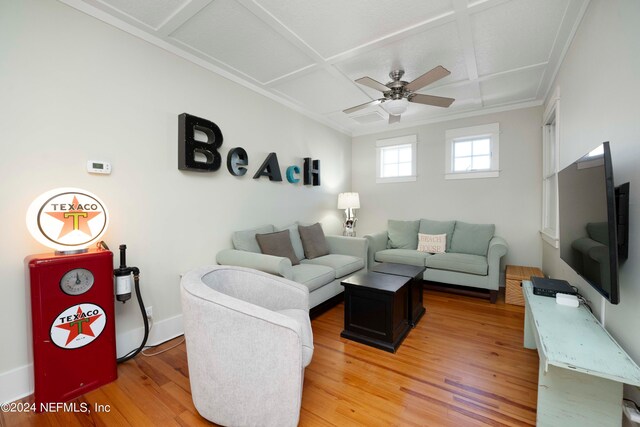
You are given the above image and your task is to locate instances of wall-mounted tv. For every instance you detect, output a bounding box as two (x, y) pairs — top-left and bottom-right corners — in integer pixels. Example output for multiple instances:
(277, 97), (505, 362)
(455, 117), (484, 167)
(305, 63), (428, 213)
(558, 141), (629, 304)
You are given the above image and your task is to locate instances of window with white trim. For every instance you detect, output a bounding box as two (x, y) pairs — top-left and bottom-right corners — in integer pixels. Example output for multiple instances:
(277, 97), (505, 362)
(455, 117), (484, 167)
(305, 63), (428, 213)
(445, 123), (499, 179)
(376, 135), (417, 183)
(541, 92), (560, 247)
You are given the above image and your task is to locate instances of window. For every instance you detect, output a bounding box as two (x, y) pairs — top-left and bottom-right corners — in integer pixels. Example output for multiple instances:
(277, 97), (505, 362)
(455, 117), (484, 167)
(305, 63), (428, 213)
(445, 123), (499, 179)
(376, 135), (417, 183)
(541, 90), (559, 247)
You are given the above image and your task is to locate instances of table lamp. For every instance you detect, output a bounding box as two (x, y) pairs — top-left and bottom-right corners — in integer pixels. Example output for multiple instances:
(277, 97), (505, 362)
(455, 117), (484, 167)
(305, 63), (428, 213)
(337, 192), (360, 237)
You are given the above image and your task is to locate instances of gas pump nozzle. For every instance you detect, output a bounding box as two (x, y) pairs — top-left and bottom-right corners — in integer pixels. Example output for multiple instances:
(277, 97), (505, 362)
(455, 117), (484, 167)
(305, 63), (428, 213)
(114, 244), (133, 302)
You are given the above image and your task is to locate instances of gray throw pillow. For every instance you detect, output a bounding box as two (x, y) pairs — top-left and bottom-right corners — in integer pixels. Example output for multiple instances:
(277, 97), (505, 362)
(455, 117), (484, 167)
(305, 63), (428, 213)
(256, 230), (300, 265)
(420, 219), (456, 251)
(275, 223), (305, 261)
(388, 220), (420, 249)
(450, 221), (495, 256)
(298, 223), (330, 259)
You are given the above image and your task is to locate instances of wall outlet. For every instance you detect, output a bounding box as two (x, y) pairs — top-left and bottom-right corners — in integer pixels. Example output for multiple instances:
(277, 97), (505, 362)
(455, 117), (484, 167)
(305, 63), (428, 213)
(145, 306), (153, 320)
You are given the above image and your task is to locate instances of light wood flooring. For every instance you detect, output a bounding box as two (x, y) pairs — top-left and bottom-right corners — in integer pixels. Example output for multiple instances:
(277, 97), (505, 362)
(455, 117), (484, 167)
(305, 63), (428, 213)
(2, 289), (539, 426)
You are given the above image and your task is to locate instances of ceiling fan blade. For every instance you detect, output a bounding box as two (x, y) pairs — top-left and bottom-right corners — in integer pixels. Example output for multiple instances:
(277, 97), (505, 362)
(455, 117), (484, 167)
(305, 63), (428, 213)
(409, 93), (455, 108)
(343, 99), (383, 114)
(405, 66), (451, 92)
(389, 114), (401, 124)
(355, 77), (390, 93)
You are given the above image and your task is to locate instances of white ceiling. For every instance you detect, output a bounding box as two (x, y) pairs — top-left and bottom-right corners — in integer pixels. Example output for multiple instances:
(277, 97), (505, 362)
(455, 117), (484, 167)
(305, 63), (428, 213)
(61, 0), (589, 136)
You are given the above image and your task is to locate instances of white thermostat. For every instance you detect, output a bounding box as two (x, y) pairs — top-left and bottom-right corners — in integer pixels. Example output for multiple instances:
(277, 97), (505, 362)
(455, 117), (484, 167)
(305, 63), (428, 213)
(87, 160), (111, 175)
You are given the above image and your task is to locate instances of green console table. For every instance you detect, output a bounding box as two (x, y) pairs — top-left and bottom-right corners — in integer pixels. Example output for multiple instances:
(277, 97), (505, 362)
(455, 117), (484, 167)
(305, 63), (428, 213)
(523, 281), (640, 426)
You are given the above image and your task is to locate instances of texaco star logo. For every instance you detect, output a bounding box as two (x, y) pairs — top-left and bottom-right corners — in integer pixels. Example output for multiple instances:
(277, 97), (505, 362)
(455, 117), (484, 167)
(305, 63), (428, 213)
(45, 196), (103, 240)
(50, 304), (107, 349)
(26, 188), (109, 251)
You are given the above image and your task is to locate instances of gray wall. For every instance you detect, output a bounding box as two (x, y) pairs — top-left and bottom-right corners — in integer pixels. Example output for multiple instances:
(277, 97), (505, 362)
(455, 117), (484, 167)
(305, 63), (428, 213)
(352, 106), (543, 269)
(539, 0), (640, 413)
(0, 0), (351, 402)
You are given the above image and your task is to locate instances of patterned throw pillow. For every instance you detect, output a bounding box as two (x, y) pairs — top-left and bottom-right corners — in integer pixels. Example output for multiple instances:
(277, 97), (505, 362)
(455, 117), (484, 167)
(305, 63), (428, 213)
(417, 233), (446, 254)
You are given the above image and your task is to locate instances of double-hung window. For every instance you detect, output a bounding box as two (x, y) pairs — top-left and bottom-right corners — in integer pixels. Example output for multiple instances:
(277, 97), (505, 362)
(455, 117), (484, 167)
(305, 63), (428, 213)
(445, 123), (499, 179)
(541, 90), (559, 247)
(376, 135), (417, 183)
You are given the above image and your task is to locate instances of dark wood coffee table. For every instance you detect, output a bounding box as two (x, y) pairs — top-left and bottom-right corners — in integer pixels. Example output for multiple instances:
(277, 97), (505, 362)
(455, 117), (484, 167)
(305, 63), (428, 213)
(371, 263), (426, 327)
(340, 271), (411, 353)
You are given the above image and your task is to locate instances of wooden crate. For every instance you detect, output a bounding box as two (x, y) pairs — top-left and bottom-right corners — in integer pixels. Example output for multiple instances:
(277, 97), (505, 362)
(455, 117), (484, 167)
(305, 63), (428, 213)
(505, 265), (544, 306)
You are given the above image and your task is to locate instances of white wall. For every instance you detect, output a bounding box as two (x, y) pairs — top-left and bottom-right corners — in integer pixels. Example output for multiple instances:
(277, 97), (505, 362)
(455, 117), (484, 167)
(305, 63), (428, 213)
(539, 0), (640, 413)
(0, 0), (351, 402)
(352, 106), (543, 269)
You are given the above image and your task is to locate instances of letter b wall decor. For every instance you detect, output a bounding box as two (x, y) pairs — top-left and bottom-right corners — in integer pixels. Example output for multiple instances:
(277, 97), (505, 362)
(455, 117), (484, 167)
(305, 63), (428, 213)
(178, 113), (223, 172)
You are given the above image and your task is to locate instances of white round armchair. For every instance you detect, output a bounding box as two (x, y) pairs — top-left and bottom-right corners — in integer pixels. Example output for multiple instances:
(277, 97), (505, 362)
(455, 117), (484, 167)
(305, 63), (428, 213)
(181, 265), (313, 427)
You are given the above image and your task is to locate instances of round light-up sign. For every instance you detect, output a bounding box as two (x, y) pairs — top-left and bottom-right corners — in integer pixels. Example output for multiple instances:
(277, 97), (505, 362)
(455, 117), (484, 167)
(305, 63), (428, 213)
(26, 188), (109, 252)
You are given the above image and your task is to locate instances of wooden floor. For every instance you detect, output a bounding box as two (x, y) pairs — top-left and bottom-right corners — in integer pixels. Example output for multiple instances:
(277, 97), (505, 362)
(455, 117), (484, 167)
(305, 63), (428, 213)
(2, 289), (539, 426)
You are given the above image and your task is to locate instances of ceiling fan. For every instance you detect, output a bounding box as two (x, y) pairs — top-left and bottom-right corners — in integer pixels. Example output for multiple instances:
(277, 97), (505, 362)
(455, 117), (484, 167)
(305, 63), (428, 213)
(343, 66), (455, 124)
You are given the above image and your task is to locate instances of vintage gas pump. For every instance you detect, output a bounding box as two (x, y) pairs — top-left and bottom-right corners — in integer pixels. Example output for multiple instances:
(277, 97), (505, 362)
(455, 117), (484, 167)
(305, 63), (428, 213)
(25, 188), (116, 409)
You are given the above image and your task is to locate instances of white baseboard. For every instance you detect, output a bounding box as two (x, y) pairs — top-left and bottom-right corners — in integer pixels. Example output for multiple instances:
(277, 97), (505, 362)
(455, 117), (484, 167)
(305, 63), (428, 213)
(0, 314), (183, 405)
(116, 313), (184, 358)
(0, 365), (33, 406)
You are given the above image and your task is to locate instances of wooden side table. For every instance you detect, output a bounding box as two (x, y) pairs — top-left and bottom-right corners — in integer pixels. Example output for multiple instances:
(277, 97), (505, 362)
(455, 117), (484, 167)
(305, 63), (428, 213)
(340, 271), (411, 353)
(371, 262), (426, 327)
(505, 265), (543, 306)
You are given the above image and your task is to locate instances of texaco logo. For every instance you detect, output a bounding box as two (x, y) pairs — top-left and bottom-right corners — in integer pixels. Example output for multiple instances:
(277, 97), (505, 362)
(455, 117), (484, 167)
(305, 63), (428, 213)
(26, 188), (109, 251)
(50, 303), (107, 349)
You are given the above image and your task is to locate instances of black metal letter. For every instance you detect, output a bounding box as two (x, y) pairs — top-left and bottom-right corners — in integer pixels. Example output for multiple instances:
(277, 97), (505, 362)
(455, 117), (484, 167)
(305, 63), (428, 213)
(178, 113), (223, 172)
(253, 153), (282, 181)
(303, 158), (320, 186)
(227, 147), (249, 176)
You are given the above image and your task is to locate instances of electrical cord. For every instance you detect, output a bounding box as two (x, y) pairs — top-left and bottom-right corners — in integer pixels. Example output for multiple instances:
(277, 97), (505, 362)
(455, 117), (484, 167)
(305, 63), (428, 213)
(116, 272), (149, 363)
(568, 284), (593, 313)
(624, 398), (640, 411)
(142, 337), (185, 357)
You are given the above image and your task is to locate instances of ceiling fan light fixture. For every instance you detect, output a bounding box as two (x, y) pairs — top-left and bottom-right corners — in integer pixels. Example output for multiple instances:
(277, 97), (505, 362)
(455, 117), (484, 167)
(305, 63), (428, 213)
(382, 98), (408, 116)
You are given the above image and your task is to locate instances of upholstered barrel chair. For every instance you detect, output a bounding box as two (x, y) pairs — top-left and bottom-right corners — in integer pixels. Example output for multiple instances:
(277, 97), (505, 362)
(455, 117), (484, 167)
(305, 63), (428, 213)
(181, 265), (313, 427)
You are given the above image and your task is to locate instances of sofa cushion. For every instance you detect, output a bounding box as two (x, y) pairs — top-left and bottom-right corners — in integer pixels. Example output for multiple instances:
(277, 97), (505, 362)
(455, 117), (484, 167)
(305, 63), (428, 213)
(375, 249), (430, 267)
(301, 254), (364, 279)
(232, 224), (275, 253)
(450, 221), (495, 256)
(291, 264), (335, 292)
(417, 233), (446, 254)
(256, 230), (300, 266)
(419, 219), (456, 251)
(388, 220), (420, 249)
(425, 253), (488, 276)
(276, 308), (313, 367)
(299, 223), (330, 259)
(276, 223), (305, 261)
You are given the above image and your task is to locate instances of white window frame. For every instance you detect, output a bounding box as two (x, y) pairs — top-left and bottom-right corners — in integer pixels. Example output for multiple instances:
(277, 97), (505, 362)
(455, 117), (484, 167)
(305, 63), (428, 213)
(445, 123), (500, 180)
(376, 134), (417, 183)
(541, 89), (560, 248)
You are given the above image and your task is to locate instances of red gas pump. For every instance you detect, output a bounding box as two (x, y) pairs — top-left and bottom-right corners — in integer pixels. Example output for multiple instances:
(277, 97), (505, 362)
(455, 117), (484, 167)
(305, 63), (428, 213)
(25, 188), (117, 410)
(27, 249), (117, 407)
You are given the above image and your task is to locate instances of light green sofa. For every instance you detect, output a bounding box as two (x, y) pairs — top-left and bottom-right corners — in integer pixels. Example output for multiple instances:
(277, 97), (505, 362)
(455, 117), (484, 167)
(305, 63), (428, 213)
(216, 223), (368, 314)
(364, 219), (507, 303)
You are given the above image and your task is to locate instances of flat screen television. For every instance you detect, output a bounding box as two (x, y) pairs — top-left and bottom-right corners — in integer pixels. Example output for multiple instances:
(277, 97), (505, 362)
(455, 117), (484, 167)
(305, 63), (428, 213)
(558, 141), (629, 304)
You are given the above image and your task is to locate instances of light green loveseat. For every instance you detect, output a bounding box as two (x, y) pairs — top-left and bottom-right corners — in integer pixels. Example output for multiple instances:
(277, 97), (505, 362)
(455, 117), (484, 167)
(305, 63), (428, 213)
(364, 219), (507, 303)
(216, 223), (368, 314)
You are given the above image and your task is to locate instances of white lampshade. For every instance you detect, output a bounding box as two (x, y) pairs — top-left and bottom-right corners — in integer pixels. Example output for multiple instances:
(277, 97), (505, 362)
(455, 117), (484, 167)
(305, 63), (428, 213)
(382, 98), (408, 116)
(337, 192), (360, 209)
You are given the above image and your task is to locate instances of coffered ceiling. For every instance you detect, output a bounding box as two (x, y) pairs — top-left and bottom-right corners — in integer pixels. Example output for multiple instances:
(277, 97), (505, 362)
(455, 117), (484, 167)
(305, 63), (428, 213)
(61, 0), (589, 135)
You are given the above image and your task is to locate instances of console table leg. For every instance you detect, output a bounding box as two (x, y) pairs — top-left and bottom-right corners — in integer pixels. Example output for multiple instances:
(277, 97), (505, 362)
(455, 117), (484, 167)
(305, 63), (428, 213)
(523, 303), (537, 350)
(536, 364), (622, 426)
